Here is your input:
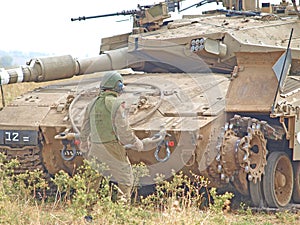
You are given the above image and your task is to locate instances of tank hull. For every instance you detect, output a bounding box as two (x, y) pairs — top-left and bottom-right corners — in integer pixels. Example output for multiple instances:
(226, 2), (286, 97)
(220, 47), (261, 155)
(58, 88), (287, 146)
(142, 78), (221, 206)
(0, 72), (229, 187)
(3, 2), (300, 209)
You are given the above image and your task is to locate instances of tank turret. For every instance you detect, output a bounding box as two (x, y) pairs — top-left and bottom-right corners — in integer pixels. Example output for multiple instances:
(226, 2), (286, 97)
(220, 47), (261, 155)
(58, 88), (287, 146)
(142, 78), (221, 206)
(2, 0), (300, 209)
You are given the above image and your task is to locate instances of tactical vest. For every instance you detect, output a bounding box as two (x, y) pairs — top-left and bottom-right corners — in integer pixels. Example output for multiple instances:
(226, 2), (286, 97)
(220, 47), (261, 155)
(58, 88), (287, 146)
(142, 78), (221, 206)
(89, 91), (122, 143)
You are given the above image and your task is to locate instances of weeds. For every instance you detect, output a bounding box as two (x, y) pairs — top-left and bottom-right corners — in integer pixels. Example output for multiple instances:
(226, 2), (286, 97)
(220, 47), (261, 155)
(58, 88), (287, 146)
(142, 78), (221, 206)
(141, 170), (210, 213)
(0, 152), (299, 224)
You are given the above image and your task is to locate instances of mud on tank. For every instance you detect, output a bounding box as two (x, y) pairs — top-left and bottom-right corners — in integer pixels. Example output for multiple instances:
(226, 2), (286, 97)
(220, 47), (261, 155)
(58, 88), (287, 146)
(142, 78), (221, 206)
(1, 0), (300, 209)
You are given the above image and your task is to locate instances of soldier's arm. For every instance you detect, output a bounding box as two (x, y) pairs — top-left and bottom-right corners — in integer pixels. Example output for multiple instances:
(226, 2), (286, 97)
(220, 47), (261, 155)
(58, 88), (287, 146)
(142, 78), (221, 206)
(79, 104), (91, 142)
(113, 101), (138, 145)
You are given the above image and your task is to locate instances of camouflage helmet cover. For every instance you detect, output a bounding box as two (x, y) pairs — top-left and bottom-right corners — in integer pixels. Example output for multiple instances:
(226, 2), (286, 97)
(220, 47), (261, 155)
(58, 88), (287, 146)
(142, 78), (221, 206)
(100, 71), (124, 91)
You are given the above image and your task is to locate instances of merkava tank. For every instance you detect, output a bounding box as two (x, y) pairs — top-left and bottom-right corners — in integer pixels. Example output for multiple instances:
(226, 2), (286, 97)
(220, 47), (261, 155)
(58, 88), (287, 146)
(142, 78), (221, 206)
(2, 0), (300, 209)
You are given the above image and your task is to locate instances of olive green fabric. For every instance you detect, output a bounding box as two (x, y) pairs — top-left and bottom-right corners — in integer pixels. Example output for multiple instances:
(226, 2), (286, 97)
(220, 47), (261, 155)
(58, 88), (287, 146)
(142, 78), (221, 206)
(80, 90), (137, 146)
(88, 92), (121, 143)
(80, 87), (144, 202)
(80, 89), (135, 201)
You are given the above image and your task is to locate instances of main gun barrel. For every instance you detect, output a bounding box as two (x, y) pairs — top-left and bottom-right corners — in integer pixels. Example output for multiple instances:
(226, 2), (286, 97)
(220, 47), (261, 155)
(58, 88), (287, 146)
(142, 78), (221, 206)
(0, 47), (129, 85)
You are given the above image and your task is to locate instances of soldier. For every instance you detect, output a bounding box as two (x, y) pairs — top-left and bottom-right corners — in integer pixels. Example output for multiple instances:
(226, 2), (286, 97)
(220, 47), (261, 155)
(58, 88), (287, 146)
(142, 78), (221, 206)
(79, 71), (143, 202)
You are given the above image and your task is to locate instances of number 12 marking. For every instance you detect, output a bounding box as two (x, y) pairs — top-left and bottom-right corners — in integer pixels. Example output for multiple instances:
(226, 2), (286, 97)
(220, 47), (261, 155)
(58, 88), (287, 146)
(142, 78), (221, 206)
(5, 132), (20, 142)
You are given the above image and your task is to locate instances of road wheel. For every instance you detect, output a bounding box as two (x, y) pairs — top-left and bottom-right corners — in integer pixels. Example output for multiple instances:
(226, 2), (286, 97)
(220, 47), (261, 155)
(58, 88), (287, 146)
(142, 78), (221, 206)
(292, 161), (300, 203)
(249, 179), (265, 207)
(263, 151), (293, 208)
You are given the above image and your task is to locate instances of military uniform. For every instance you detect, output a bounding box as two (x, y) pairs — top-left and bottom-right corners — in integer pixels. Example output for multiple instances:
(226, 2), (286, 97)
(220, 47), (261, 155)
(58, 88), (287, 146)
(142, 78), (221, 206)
(80, 90), (142, 200)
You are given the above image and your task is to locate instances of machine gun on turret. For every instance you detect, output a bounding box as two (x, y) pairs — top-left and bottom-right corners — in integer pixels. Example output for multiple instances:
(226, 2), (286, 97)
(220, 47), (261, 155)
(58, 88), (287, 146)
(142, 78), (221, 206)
(71, 0), (184, 33)
(71, 10), (139, 22)
(179, 0), (221, 12)
(216, 8), (260, 17)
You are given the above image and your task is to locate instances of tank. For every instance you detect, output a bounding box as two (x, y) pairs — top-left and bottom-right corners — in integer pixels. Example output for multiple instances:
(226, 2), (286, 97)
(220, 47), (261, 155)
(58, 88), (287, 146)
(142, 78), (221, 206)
(1, 0), (300, 209)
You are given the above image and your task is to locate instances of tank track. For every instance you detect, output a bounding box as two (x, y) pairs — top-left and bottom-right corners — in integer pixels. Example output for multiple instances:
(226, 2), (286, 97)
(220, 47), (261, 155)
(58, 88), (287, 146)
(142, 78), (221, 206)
(207, 115), (286, 198)
(0, 145), (45, 174)
(214, 115), (277, 183)
(0, 145), (61, 197)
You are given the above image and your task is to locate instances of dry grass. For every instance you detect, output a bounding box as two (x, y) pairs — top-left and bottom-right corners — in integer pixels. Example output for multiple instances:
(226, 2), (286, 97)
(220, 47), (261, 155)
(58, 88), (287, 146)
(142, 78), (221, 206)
(1, 199), (299, 225)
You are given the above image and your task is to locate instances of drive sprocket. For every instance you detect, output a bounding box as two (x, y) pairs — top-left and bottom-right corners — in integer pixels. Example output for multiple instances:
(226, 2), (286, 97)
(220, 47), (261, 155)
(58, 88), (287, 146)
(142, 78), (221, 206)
(218, 116), (269, 186)
(238, 129), (268, 184)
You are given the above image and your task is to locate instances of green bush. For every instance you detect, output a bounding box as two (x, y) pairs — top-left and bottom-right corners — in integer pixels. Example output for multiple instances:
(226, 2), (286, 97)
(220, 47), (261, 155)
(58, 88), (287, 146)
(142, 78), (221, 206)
(141, 170), (210, 211)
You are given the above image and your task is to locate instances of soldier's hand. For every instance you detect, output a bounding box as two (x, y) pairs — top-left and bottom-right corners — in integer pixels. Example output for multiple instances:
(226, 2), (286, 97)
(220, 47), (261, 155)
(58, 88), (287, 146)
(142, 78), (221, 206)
(142, 136), (163, 145)
(131, 138), (144, 152)
(142, 132), (165, 150)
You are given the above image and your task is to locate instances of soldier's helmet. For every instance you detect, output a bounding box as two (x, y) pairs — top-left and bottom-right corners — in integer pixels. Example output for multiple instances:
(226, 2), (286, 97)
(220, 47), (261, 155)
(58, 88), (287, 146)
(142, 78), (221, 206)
(100, 71), (124, 93)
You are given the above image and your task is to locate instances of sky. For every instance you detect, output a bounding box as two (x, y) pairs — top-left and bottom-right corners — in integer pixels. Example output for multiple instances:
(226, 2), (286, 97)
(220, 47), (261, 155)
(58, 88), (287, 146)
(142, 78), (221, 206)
(0, 0), (282, 58)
